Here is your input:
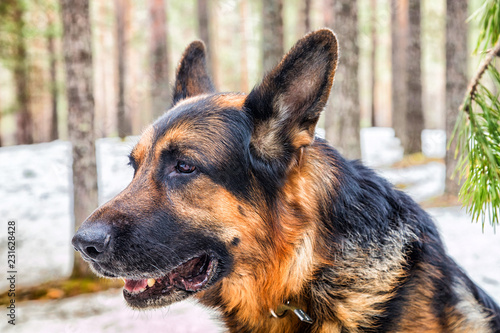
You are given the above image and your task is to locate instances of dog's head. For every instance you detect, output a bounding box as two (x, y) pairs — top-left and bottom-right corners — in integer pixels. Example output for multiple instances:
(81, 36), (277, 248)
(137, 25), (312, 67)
(72, 29), (338, 309)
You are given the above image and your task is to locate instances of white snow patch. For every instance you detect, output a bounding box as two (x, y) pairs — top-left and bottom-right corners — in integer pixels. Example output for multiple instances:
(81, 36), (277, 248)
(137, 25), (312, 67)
(377, 162), (446, 202)
(361, 127), (404, 167)
(429, 206), (500, 304)
(422, 129), (446, 158)
(0, 141), (74, 290)
(0, 290), (223, 333)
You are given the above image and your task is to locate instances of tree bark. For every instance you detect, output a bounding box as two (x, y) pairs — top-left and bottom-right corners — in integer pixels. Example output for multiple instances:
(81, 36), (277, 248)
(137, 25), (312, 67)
(301, 0), (312, 35)
(197, 0), (216, 81)
(445, 0), (468, 195)
(370, 0), (377, 127)
(240, 0), (249, 92)
(60, 0), (98, 278)
(197, 0), (210, 49)
(13, 2), (33, 145)
(115, 0), (131, 138)
(323, 0), (334, 28)
(404, 0), (424, 154)
(391, 0), (408, 141)
(262, 0), (284, 74)
(324, 0), (361, 160)
(149, 0), (170, 118)
(48, 10), (59, 141)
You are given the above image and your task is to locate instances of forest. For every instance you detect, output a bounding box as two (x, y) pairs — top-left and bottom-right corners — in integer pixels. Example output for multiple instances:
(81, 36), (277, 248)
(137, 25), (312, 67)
(0, 0), (499, 231)
(0, 0), (488, 141)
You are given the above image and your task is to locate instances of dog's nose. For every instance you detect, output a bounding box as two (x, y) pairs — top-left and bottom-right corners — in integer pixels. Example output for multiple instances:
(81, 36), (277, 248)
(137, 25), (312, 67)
(72, 222), (112, 261)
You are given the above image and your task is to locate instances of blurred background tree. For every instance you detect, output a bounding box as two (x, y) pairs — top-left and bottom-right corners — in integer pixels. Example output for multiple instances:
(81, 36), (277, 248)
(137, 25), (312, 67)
(262, 0), (283, 74)
(0, 0), (498, 243)
(404, 0), (424, 154)
(390, 0), (408, 146)
(115, 0), (132, 138)
(0, 0), (33, 145)
(60, 0), (98, 277)
(324, 0), (361, 160)
(149, 0), (170, 118)
(445, 0), (468, 196)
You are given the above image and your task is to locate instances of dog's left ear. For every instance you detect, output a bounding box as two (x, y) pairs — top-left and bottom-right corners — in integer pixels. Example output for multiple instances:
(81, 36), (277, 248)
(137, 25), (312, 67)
(172, 41), (215, 106)
(245, 29), (338, 161)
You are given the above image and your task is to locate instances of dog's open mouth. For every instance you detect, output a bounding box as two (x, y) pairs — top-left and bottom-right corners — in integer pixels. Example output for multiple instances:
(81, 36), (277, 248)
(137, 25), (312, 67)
(122, 253), (216, 308)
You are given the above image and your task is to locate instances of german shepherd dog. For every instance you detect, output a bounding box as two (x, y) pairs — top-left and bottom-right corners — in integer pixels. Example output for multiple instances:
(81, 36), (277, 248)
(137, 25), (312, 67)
(72, 29), (500, 332)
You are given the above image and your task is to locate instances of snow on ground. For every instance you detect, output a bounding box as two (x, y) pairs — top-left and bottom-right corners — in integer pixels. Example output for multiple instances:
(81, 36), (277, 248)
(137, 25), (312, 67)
(0, 128), (498, 332)
(0, 290), (224, 333)
(0, 141), (74, 290)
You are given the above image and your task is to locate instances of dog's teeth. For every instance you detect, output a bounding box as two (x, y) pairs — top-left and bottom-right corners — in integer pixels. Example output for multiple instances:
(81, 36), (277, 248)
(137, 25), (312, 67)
(147, 278), (156, 287)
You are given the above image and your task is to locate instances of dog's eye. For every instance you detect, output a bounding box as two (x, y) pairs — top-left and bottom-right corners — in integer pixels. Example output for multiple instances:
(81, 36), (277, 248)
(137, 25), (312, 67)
(176, 161), (196, 174)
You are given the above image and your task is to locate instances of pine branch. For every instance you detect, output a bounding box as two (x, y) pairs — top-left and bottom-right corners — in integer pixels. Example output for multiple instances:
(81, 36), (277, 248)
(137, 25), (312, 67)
(461, 35), (500, 114)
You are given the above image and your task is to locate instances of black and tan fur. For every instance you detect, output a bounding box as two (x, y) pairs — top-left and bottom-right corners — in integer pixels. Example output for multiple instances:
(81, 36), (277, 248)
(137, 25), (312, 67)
(72, 29), (500, 332)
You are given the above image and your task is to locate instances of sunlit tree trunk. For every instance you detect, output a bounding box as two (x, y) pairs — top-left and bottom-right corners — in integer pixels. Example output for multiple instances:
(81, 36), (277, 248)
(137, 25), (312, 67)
(240, 0), (249, 92)
(13, 2), (33, 145)
(325, 0), (361, 159)
(47, 10), (59, 141)
(197, 0), (210, 50)
(370, 0), (377, 127)
(197, 0), (217, 82)
(391, 0), (408, 140)
(404, 0), (424, 154)
(323, 0), (334, 28)
(115, 0), (131, 138)
(262, 0), (284, 74)
(149, 0), (170, 118)
(60, 0), (98, 278)
(301, 0), (311, 35)
(445, 0), (468, 195)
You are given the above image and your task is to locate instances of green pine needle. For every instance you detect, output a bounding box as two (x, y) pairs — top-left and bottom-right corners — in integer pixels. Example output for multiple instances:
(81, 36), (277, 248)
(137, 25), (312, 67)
(454, 64), (500, 229)
(470, 0), (500, 55)
(452, 0), (500, 229)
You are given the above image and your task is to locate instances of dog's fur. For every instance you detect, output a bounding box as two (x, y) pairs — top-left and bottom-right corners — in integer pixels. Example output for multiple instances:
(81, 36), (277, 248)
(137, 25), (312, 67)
(73, 29), (500, 332)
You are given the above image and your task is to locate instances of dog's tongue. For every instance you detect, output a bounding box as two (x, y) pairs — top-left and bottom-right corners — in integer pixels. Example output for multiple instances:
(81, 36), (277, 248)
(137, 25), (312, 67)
(124, 279), (147, 293)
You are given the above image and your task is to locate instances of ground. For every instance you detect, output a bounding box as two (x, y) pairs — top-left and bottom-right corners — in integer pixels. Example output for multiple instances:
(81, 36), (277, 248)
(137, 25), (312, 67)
(0, 128), (498, 332)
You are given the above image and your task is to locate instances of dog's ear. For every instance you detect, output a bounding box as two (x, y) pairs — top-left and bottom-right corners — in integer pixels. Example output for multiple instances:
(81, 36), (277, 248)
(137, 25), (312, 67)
(172, 41), (215, 106)
(245, 29), (338, 163)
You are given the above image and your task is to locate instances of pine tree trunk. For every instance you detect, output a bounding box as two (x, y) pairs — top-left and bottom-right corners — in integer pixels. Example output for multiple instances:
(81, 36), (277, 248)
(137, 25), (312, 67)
(301, 0), (311, 35)
(391, 0), (408, 141)
(404, 0), (424, 154)
(325, 0), (361, 160)
(370, 0), (377, 127)
(48, 11), (59, 141)
(445, 0), (468, 195)
(149, 0), (170, 118)
(60, 0), (98, 278)
(323, 0), (334, 28)
(197, 0), (210, 49)
(262, 0), (284, 74)
(240, 0), (249, 92)
(13, 3), (33, 145)
(115, 0), (131, 138)
(197, 0), (216, 82)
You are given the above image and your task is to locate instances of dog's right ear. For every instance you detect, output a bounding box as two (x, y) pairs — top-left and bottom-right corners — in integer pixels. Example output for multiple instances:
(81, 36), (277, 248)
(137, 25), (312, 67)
(172, 41), (215, 106)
